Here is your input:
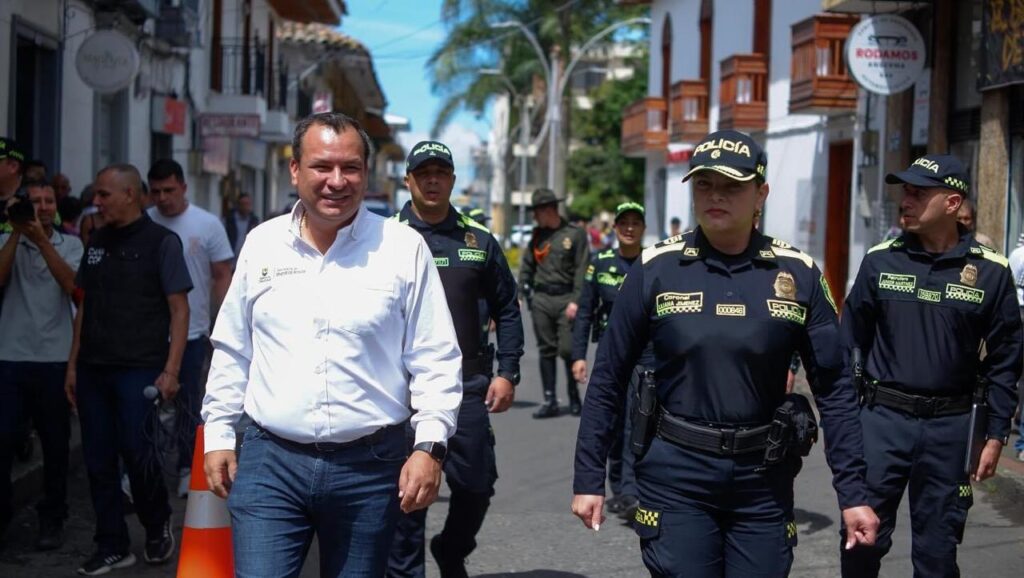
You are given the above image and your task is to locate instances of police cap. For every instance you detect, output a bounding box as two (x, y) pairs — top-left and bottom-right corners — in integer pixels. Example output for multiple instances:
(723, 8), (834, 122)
(682, 130), (767, 183)
(885, 154), (970, 197)
(614, 201), (645, 223)
(0, 137), (26, 165)
(406, 140), (454, 173)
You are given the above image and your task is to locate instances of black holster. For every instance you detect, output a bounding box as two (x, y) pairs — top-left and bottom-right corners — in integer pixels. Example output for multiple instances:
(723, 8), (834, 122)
(762, 394), (818, 468)
(630, 370), (658, 458)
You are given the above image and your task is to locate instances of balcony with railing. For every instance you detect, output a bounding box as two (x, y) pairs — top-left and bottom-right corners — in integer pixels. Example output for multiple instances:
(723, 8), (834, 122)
(719, 54), (768, 132)
(621, 97), (668, 157)
(669, 79), (709, 144)
(208, 39), (286, 121)
(790, 14), (859, 114)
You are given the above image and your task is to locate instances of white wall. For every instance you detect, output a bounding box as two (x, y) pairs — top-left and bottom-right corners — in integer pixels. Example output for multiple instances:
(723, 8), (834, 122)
(60, 1), (96, 191)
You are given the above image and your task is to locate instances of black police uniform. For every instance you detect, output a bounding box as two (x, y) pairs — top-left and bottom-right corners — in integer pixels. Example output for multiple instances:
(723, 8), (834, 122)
(388, 202), (524, 578)
(839, 229), (1022, 577)
(572, 248), (653, 504)
(574, 227), (868, 577)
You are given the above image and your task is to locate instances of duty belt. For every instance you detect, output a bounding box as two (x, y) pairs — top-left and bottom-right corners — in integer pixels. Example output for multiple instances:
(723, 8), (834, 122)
(533, 282), (573, 296)
(656, 409), (771, 456)
(864, 382), (972, 417)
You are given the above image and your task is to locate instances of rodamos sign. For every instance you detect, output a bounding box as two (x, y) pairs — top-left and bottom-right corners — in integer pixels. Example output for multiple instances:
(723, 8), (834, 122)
(845, 15), (926, 95)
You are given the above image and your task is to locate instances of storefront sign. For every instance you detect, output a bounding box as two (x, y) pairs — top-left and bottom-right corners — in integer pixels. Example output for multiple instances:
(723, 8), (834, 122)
(981, 0), (1024, 90)
(199, 115), (260, 138)
(845, 15), (926, 95)
(75, 30), (141, 94)
(152, 96), (187, 135)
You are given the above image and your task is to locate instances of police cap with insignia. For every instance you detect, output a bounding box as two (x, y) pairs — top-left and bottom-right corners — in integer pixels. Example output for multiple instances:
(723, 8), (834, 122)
(682, 130), (767, 183)
(885, 154), (970, 197)
(614, 201), (645, 223)
(0, 137), (26, 165)
(529, 188), (563, 209)
(406, 140), (454, 173)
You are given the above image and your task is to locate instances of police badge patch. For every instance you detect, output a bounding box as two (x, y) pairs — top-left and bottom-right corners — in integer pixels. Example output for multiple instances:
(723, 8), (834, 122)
(465, 231), (478, 249)
(960, 264), (978, 287)
(774, 272), (797, 300)
(562, 236), (572, 251)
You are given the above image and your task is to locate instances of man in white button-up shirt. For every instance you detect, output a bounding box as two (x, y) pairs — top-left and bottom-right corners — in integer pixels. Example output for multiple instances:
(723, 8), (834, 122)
(202, 112), (462, 577)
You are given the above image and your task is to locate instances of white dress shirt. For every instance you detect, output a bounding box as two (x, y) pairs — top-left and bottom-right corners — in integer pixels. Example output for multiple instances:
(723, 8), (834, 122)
(202, 202), (462, 453)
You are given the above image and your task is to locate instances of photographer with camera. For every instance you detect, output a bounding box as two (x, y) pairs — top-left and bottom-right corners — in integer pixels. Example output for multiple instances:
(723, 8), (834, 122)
(0, 180), (83, 550)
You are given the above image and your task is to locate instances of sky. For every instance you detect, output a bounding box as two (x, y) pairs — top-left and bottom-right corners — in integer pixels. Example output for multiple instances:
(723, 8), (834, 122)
(342, 0), (493, 181)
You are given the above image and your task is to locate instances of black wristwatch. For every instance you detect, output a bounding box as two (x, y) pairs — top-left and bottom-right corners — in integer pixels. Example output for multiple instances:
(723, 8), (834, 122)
(498, 371), (521, 386)
(413, 441), (447, 462)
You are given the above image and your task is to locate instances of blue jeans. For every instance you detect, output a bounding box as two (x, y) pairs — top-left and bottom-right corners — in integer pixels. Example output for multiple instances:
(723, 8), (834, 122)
(76, 363), (171, 554)
(229, 424), (406, 578)
(0, 361), (70, 524)
(177, 337), (209, 470)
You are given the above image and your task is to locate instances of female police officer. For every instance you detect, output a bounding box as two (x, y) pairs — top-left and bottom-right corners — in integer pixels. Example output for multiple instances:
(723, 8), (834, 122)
(571, 130), (878, 577)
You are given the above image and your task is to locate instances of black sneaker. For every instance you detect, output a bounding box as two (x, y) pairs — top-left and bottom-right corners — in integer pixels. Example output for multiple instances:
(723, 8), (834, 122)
(430, 535), (469, 578)
(35, 517), (64, 551)
(532, 401), (560, 419)
(143, 520), (175, 564)
(77, 551), (136, 575)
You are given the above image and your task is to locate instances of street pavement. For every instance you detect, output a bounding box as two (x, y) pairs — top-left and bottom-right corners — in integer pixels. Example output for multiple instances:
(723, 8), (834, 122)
(2, 307), (1023, 576)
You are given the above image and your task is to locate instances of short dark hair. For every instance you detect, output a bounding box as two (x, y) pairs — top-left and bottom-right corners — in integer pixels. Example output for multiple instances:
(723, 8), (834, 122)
(292, 112), (374, 164)
(25, 159), (47, 174)
(19, 179), (54, 199)
(148, 158), (185, 183)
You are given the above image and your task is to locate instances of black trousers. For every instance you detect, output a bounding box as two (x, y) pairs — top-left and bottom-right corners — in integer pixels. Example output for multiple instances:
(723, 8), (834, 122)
(841, 404), (973, 578)
(387, 375), (497, 577)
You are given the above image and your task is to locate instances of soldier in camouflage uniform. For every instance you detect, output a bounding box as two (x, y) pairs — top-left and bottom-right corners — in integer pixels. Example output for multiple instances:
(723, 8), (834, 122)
(519, 188), (589, 418)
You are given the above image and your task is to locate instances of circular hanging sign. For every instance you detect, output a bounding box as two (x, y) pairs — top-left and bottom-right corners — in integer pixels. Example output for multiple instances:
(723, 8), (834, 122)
(845, 14), (926, 95)
(75, 30), (140, 94)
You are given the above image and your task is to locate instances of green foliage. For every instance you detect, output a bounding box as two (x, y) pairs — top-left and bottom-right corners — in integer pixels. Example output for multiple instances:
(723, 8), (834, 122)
(428, 0), (649, 136)
(568, 55), (648, 217)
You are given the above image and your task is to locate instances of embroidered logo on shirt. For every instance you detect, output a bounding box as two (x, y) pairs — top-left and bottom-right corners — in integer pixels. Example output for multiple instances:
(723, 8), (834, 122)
(258, 267), (271, 282)
(767, 300), (807, 324)
(960, 264), (978, 287)
(434, 257), (450, 267)
(458, 248), (486, 263)
(596, 272), (623, 287)
(562, 236), (573, 251)
(945, 283), (984, 305)
(878, 273), (916, 293)
(86, 247), (105, 265)
(655, 292), (703, 316)
(716, 304), (746, 317)
(774, 272), (797, 300)
(465, 231), (478, 249)
(917, 288), (942, 303)
(275, 266), (304, 278)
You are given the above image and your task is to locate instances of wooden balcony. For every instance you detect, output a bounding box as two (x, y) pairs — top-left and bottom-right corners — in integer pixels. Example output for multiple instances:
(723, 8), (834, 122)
(719, 53), (768, 132)
(669, 79), (709, 144)
(789, 14), (859, 114)
(621, 97), (668, 157)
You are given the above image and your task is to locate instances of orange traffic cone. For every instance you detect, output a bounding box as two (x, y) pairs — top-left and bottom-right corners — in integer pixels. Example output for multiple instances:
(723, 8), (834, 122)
(177, 425), (234, 578)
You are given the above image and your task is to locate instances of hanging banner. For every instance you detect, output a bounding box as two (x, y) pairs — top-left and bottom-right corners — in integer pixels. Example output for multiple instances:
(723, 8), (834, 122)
(980, 0), (1024, 90)
(845, 14), (926, 95)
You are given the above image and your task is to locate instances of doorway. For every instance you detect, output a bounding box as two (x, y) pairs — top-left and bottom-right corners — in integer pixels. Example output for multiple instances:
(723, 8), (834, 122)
(825, 140), (853, 309)
(10, 18), (61, 172)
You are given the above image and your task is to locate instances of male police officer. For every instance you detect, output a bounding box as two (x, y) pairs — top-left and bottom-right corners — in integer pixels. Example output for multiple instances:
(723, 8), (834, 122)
(388, 141), (524, 578)
(571, 201), (650, 517)
(519, 188), (589, 417)
(840, 155), (1022, 577)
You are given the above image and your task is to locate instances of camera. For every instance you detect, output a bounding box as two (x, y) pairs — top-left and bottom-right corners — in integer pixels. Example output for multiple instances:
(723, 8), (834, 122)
(0, 189), (36, 225)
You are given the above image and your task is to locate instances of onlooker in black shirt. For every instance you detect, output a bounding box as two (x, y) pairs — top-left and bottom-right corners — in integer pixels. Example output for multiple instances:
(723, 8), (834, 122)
(66, 164), (192, 576)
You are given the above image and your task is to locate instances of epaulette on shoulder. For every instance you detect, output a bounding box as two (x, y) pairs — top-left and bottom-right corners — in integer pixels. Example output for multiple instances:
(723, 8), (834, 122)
(459, 213), (490, 233)
(868, 238), (897, 254)
(978, 244), (1009, 267)
(769, 237), (813, 268)
(642, 235), (686, 265)
(597, 249), (615, 259)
